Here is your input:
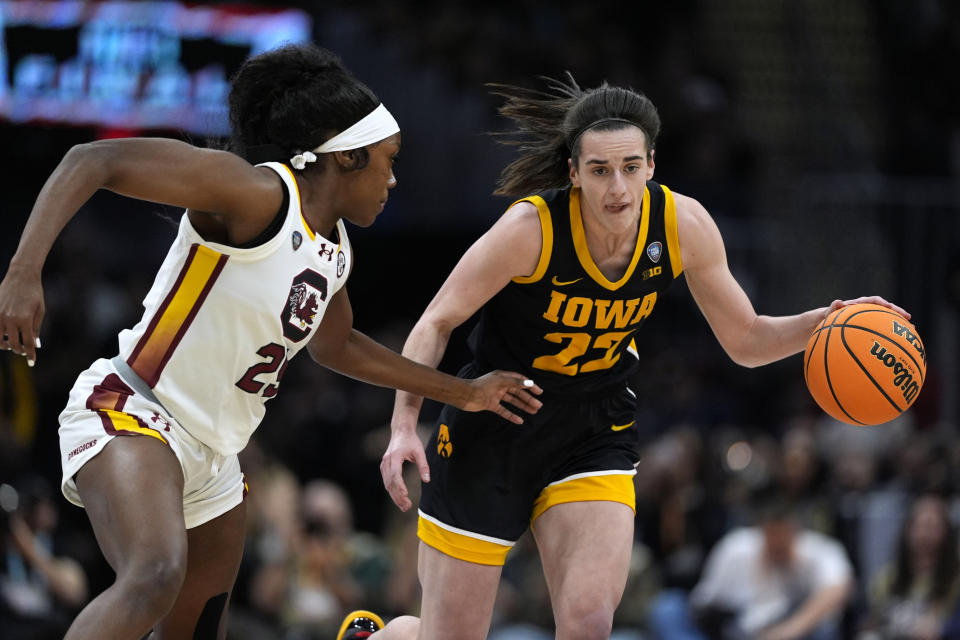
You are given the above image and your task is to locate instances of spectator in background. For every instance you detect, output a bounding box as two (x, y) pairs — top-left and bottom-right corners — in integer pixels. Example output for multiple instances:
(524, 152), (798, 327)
(776, 425), (834, 535)
(649, 496), (852, 640)
(229, 444), (302, 639)
(0, 475), (88, 640)
(283, 480), (390, 639)
(635, 426), (728, 593)
(859, 494), (960, 640)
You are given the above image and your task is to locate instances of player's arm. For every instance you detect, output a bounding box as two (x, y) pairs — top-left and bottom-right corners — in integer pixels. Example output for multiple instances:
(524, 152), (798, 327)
(306, 286), (542, 420)
(381, 201), (544, 510)
(390, 201), (544, 427)
(676, 192), (908, 368)
(0, 138), (282, 362)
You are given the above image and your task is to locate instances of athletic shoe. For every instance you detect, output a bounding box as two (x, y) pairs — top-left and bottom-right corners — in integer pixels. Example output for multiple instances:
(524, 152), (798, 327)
(336, 609), (385, 640)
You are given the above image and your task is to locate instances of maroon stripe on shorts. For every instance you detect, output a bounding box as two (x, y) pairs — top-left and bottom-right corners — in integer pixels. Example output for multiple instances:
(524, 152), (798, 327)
(86, 373), (134, 411)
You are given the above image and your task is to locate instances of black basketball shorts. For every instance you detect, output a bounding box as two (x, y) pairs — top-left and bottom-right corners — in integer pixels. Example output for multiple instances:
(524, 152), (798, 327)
(418, 384), (641, 566)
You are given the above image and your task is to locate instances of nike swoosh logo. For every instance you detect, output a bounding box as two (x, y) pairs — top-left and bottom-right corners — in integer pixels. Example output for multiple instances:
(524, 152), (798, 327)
(611, 421), (635, 432)
(551, 276), (583, 286)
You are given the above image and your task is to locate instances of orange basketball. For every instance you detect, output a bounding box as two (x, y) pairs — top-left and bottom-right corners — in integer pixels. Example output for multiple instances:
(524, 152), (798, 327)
(803, 303), (926, 425)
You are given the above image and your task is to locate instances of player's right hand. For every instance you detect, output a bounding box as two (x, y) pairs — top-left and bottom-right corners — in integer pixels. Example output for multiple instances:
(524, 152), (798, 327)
(462, 371), (543, 423)
(0, 267), (45, 366)
(380, 428), (430, 512)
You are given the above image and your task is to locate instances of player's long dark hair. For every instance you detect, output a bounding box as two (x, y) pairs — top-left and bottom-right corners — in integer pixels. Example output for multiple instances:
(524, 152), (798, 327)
(489, 73), (660, 196)
(227, 43), (380, 171)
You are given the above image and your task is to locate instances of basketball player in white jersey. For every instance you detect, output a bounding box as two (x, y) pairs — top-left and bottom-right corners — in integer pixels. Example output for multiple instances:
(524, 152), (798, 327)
(0, 44), (541, 639)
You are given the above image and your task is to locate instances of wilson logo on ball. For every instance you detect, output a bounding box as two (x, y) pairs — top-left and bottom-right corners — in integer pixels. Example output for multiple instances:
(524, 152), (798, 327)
(869, 342), (921, 403)
(803, 303), (926, 426)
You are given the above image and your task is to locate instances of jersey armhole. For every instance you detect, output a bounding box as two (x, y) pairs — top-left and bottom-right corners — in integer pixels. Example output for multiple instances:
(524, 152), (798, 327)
(232, 180), (290, 249)
(661, 185), (683, 278)
(510, 195), (553, 284)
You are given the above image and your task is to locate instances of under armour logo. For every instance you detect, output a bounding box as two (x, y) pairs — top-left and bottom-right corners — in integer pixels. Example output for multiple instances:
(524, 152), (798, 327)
(318, 244), (334, 260)
(151, 412), (172, 432)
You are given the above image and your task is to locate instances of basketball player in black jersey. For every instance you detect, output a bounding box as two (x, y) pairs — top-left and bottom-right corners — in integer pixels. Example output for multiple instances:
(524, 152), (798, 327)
(358, 74), (908, 640)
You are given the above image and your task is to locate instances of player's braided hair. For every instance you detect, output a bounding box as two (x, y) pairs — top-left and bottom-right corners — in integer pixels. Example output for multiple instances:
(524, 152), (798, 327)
(489, 73), (660, 196)
(227, 44), (380, 171)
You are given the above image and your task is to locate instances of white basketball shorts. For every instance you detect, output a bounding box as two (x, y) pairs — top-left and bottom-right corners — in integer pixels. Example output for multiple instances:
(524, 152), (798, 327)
(59, 358), (246, 529)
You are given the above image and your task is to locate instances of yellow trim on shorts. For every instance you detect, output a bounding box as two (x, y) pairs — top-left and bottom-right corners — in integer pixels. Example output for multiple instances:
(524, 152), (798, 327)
(511, 195), (553, 284)
(100, 409), (168, 445)
(418, 515), (513, 566)
(531, 472), (636, 523)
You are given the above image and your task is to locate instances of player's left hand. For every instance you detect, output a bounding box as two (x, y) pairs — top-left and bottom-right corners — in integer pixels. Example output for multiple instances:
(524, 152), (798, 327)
(380, 429), (430, 512)
(463, 371), (543, 424)
(825, 295), (910, 320)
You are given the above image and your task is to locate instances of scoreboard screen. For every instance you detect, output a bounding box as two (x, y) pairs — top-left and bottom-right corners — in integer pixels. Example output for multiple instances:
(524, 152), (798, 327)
(0, 1), (311, 135)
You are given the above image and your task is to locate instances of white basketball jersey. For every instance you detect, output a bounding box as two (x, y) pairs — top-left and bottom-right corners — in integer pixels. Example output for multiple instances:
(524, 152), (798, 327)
(116, 162), (352, 454)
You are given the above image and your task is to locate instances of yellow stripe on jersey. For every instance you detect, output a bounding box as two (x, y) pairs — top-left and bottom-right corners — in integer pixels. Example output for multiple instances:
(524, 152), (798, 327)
(662, 185), (682, 278)
(129, 245), (225, 387)
(278, 163), (316, 241)
(531, 472), (636, 523)
(570, 186), (650, 291)
(511, 195), (553, 284)
(418, 515), (513, 566)
(100, 409), (168, 445)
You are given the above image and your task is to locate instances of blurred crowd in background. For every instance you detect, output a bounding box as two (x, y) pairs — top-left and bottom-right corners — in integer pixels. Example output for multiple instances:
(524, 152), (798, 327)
(2, 1), (959, 638)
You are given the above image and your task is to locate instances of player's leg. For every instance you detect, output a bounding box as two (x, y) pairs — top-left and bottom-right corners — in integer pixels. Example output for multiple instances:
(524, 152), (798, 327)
(64, 435), (188, 640)
(408, 403), (528, 639)
(152, 500), (246, 639)
(336, 542), (502, 640)
(414, 541), (502, 640)
(532, 500), (635, 640)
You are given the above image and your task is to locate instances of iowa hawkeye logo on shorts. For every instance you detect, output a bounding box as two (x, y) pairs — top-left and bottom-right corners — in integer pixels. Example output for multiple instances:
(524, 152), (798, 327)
(282, 269), (329, 342)
(437, 424), (452, 458)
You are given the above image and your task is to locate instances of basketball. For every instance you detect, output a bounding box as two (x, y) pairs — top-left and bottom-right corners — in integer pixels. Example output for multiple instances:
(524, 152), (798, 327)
(803, 303), (926, 425)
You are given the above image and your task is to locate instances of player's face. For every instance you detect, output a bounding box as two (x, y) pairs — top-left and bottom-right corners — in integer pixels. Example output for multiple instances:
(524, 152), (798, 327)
(569, 127), (654, 235)
(340, 133), (400, 227)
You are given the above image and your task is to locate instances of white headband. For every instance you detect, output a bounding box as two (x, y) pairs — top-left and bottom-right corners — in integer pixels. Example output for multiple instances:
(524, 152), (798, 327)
(290, 103), (400, 170)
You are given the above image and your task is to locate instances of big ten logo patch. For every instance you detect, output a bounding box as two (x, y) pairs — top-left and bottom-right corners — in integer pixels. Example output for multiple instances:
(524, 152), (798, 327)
(437, 424), (452, 458)
(641, 265), (662, 280)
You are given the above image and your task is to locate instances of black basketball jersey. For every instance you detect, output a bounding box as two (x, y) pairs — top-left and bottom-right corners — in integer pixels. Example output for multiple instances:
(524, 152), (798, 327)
(469, 182), (682, 396)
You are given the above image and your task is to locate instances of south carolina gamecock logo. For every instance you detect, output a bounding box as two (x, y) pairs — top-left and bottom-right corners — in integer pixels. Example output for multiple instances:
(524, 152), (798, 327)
(289, 284), (318, 328)
(282, 269), (328, 342)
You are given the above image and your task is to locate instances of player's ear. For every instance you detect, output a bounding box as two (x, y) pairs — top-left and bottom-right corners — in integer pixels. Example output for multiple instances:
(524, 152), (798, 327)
(568, 157), (581, 187)
(647, 149), (655, 180)
(333, 149), (368, 171)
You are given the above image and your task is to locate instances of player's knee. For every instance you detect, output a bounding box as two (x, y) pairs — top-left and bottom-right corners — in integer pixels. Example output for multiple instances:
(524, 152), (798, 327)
(555, 603), (614, 640)
(118, 552), (187, 615)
